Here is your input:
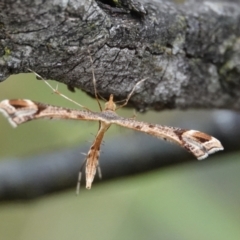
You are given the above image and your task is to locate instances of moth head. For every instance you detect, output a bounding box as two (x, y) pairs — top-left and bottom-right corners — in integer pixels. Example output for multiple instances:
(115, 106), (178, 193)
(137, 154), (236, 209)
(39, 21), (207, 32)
(104, 94), (116, 111)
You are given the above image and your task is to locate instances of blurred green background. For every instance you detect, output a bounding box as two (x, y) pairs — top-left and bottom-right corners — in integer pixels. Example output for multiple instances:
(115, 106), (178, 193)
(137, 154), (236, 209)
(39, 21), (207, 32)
(0, 73), (240, 240)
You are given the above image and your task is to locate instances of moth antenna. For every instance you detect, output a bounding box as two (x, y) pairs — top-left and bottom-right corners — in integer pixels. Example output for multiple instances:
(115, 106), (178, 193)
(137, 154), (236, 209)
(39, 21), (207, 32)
(116, 78), (147, 110)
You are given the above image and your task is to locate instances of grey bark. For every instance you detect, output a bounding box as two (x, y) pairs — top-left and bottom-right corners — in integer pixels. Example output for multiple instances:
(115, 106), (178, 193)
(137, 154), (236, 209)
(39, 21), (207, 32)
(0, 0), (240, 111)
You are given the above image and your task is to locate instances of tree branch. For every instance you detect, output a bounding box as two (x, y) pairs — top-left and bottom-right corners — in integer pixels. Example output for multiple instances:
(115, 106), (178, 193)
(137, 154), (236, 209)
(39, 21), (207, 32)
(1, 0), (240, 110)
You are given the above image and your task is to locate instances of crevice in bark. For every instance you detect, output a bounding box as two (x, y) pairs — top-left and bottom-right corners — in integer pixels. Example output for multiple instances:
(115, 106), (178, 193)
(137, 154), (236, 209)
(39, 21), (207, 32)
(0, 0), (240, 111)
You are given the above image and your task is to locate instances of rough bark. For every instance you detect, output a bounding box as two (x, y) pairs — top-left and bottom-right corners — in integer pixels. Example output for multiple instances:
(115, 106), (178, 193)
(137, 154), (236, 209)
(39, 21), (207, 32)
(0, 0), (240, 111)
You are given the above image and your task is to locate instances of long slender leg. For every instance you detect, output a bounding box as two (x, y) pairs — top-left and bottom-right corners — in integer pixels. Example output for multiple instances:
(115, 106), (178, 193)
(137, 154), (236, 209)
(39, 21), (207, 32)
(76, 151), (102, 194)
(116, 78), (147, 110)
(88, 50), (102, 111)
(76, 172), (81, 195)
(28, 68), (92, 111)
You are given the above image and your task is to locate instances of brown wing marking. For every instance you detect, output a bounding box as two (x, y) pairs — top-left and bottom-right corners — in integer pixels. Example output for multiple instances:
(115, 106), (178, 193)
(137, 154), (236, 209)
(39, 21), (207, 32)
(179, 130), (224, 160)
(0, 99), (104, 127)
(110, 118), (223, 160)
(85, 121), (111, 189)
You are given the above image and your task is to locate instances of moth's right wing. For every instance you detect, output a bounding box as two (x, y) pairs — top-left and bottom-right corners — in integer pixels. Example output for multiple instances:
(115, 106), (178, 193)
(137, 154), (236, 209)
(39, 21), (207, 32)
(0, 99), (103, 127)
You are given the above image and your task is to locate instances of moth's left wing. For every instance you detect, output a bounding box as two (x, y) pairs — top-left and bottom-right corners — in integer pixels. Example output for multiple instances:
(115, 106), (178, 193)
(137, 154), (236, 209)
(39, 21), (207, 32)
(0, 99), (103, 127)
(110, 117), (223, 160)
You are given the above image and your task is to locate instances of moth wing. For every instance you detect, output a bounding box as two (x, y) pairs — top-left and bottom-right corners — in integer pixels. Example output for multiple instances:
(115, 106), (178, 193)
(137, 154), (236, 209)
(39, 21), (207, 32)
(0, 99), (103, 127)
(111, 118), (223, 160)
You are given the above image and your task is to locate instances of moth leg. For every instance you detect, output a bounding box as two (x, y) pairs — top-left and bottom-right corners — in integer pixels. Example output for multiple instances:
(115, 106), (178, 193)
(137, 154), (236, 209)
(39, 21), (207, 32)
(116, 78), (147, 110)
(28, 68), (92, 111)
